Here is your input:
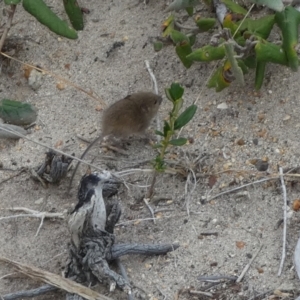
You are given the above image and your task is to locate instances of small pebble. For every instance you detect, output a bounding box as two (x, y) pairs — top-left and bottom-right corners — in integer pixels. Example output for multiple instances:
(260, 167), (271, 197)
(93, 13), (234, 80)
(217, 102), (228, 109)
(34, 198), (44, 205)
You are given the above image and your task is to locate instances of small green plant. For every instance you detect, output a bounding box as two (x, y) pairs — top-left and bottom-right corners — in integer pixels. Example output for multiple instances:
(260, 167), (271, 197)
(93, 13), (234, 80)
(146, 83), (197, 198)
(154, 82), (197, 172)
(159, 0), (298, 91)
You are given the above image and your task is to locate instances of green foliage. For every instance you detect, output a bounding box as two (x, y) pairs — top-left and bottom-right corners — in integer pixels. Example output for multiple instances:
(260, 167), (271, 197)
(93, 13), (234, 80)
(174, 104), (197, 130)
(161, 2), (300, 91)
(195, 17), (216, 32)
(4, 0), (84, 39)
(220, 0), (247, 15)
(0, 99), (37, 125)
(63, 0), (84, 31)
(153, 41), (163, 51)
(154, 83), (197, 172)
(22, 0), (78, 39)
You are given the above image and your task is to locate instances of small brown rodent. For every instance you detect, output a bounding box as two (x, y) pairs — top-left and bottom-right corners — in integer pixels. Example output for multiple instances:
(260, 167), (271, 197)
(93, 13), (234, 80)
(102, 92), (162, 137)
(68, 92), (162, 191)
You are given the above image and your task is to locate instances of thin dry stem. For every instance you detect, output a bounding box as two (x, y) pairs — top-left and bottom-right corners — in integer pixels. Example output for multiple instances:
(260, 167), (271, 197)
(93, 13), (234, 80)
(184, 168), (197, 216)
(143, 198), (156, 224)
(236, 243), (263, 283)
(278, 167), (287, 276)
(0, 256), (113, 300)
(0, 126), (103, 172)
(207, 176), (278, 201)
(0, 207), (64, 236)
(0, 52), (105, 105)
(0, 168), (26, 186)
(145, 60), (161, 143)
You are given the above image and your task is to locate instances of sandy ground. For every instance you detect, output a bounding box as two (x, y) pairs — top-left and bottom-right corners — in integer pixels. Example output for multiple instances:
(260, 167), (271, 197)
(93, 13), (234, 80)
(1, 0), (300, 299)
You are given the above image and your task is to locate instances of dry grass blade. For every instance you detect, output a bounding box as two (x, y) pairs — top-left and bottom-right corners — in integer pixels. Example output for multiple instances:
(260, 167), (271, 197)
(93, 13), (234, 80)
(0, 52), (105, 106)
(0, 256), (113, 300)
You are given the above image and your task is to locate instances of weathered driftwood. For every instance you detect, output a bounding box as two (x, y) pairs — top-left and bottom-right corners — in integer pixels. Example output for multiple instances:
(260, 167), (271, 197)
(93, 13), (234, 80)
(2, 171), (179, 300)
(67, 171), (179, 299)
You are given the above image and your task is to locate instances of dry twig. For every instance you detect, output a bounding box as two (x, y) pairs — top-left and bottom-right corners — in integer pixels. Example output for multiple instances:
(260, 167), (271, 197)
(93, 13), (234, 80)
(278, 167), (287, 276)
(0, 168), (26, 186)
(0, 256), (113, 300)
(184, 168), (197, 216)
(206, 177), (277, 201)
(143, 198), (156, 224)
(0, 207), (64, 236)
(0, 126), (103, 172)
(0, 52), (104, 105)
(236, 243), (263, 283)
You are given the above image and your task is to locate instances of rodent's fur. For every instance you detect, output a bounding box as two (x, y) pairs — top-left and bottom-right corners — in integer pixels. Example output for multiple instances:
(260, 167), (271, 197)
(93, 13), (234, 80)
(68, 92), (162, 192)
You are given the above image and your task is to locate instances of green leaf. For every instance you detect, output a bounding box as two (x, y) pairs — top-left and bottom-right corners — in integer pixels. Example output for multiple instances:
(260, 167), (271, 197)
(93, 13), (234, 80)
(249, 0), (284, 12)
(207, 63), (231, 92)
(4, 0), (21, 4)
(221, 0), (247, 15)
(275, 6), (300, 71)
(243, 56), (256, 69)
(224, 42), (245, 86)
(155, 130), (164, 136)
(175, 41), (193, 68)
(195, 17), (216, 32)
(189, 35), (196, 47)
(223, 14), (240, 35)
(185, 7), (193, 16)
(169, 138), (187, 146)
(0, 99), (37, 125)
(237, 60), (249, 74)
(170, 30), (189, 44)
(23, 0), (78, 39)
(153, 41), (163, 51)
(254, 61), (266, 90)
(154, 156), (165, 171)
(162, 15), (175, 38)
(63, 0), (84, 31)
(174, 104), (197, 130)
(255, 41), (288, 66)
(238, 15), (275, 39)
(170, 83), (184, 100)
(187, 45), (225, 62)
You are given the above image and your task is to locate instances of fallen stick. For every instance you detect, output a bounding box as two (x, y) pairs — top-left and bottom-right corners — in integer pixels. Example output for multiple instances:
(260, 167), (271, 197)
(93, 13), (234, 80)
(278, 167), (287, 276)
(1, 284), (57, 300)
(0, 207), (64, 236)
(0, 256), (113, 300)
(236, 243), (263, 283)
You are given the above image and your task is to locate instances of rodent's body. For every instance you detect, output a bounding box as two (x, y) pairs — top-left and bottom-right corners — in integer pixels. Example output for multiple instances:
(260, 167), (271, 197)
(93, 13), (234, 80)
(68, 92), (162, 192)
(102, 92), (162, 137)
